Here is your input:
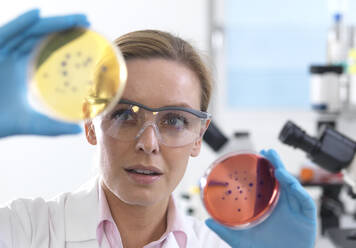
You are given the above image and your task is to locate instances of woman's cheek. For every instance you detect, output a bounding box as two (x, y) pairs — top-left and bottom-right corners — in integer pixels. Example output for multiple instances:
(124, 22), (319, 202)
(164, 149), (190, 180)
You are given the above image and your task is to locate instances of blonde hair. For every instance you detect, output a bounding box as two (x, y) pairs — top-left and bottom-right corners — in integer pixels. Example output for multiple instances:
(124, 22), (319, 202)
(114, 30), (212, 112)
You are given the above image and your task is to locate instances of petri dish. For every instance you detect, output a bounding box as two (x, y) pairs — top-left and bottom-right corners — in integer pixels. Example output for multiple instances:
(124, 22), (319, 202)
(200, 151), (280, 229)
(28, 27), (127, 122)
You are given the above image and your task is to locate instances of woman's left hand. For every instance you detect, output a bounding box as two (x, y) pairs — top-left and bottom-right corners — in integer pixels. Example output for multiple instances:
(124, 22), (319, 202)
(206, 149), (317, 248)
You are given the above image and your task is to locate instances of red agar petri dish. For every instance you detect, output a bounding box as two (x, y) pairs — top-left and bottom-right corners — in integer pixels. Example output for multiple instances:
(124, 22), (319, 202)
(200, 151), (280, 229)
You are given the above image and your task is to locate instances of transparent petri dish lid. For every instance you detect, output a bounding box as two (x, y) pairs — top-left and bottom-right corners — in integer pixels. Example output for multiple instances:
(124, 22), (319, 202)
(200, 151), (280, 229)
(28, 27), (127, 122)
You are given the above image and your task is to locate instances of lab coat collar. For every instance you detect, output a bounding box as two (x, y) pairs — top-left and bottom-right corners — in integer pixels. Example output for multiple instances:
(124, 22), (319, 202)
(64, 176), (100, 242)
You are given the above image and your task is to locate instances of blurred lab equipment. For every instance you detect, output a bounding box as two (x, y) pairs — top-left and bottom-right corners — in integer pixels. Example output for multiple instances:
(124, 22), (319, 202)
(29, 27), (127, 122)
(303, 3), (356, 246)
(279, 121), (356, 177)
(327, 12), (348, 65)
(310, 65), (344, 113)
(203, 120), (255, 154)
(279, 120), (356, 248)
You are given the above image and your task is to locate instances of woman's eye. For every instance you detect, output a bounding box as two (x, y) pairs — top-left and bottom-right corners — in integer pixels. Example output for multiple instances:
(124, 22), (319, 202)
(161, 114), (188, 129)
(111, 109), (135, 121)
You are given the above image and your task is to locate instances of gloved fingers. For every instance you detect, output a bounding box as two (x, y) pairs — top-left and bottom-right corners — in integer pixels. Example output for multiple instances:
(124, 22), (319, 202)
(26, 111), (82, 136)
(288, 183), (317, 220)
(2, 14), (90, 55)
(260, 149), (285, 170)
(13, 37), (41, 57)
(0, 33), (27, 55)
(0, 9), (40, 47)
(274, 167), (300, 188)
(276, 167), (317, 220)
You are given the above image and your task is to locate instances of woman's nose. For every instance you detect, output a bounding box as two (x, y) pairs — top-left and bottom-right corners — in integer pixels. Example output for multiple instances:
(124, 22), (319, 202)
(135, 124), (160, 154)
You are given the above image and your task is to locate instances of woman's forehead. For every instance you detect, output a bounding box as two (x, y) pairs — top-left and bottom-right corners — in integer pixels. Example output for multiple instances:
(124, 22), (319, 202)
(122, 58), (201, 109)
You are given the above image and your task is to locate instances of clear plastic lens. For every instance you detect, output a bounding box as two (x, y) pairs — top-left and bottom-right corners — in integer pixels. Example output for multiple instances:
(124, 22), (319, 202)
(29, 27), (127, 122)
(200, 151), (280, 229)
(100, 104), (208, 147)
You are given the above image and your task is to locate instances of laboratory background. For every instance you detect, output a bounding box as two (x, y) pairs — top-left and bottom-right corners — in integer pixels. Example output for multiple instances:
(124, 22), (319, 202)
(1, 0), (356, 247)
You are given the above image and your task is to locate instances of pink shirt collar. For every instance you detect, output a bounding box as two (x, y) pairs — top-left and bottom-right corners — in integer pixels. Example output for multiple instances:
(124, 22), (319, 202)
(96, 182), (188, 248)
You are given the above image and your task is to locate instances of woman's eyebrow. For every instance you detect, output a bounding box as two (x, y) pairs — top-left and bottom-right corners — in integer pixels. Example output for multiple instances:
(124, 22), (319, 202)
(163, 103), (194, 109)
(119, 98), (194, 109)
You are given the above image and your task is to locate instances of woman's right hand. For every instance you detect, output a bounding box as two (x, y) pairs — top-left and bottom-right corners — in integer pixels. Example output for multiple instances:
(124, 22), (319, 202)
(0, 9), (90, 138)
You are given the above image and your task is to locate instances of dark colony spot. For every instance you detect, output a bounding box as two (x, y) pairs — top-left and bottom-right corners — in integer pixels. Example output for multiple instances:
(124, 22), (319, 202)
(235, 197), (238, 200)
(237, 186), (240, 189)
(66, 53), (71, 59)
(260, 180), (264, 185)
(61, 61), (67, 67)
(235, 178), (238, 181)
(249, 183), (254, 187)
(222, 197), (225, 200)
(226, 190), (232, 195)
(238, 209), (241, 212)
(101, 66), (107, 72)
(62, 71), (68, 76)
(244, 197), (247, 200)
(63, 81), (70, 87)
(239, 190), (243, 194)
(257, 194), (262, 198)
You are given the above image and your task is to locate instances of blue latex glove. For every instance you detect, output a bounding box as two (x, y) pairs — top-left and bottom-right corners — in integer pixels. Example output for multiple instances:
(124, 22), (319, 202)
(0, 9), (90, 138)
(206, 149), (317, 248)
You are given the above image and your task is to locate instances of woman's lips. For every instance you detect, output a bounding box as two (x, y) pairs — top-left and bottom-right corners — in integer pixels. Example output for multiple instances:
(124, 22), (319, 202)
(124, 165), (163, 185)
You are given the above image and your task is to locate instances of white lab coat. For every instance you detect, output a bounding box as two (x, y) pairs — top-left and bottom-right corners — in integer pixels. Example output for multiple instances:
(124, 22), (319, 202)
(0, 178), (230, 248)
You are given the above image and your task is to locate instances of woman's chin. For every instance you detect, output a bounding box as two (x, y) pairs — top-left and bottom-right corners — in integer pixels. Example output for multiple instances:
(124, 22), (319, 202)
(119, 195), (162, 207)
(121, 189), (167, 206)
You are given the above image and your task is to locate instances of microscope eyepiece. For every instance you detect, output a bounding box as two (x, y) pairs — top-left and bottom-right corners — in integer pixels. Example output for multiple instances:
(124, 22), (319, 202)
(279, 121), (319, 154)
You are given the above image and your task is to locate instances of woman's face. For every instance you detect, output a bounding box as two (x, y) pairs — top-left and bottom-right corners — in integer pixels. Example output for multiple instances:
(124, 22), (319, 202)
(85, 58), (205, 206)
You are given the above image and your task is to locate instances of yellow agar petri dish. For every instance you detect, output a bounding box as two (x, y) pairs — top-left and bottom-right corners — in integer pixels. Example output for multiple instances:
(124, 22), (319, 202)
(29, 27), (127, 122)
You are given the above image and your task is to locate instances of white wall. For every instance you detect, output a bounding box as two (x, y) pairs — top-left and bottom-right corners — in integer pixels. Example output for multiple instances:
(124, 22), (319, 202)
(0, 0), (209, 50)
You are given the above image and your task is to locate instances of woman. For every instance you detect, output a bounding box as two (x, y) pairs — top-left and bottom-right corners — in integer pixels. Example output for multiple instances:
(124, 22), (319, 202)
(0, 10), (316, 248)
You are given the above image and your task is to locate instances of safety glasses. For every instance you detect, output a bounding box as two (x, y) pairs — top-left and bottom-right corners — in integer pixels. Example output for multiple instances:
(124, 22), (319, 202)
(99, 99), (211, 147)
